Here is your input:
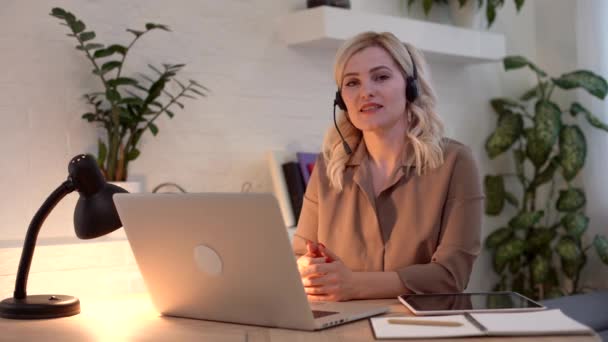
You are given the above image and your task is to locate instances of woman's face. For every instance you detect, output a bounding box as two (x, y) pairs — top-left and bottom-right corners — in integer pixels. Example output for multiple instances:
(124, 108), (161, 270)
(340, 46), (407, 134)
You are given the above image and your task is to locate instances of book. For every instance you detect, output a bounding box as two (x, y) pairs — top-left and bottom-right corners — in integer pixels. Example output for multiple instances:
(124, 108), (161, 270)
(266, 150), (295, 228)
(296, 152), (318, 186)
(282, 162), (306, 224)
(370, 309), (593, 339)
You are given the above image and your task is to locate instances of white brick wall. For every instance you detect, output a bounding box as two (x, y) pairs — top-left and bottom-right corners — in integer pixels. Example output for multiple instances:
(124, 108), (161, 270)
(1, 0), (604, 297)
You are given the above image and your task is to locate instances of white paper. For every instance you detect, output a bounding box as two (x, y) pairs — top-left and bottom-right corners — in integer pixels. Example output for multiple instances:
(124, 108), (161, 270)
(471, 309), (593, 336)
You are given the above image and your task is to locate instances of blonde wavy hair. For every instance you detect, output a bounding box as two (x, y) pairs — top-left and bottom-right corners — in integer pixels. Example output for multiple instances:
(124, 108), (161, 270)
(322, 31), (445, 191)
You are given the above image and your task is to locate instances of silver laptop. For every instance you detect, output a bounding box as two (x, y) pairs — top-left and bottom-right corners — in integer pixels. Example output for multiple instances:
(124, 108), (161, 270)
(113, 192), (388, 330)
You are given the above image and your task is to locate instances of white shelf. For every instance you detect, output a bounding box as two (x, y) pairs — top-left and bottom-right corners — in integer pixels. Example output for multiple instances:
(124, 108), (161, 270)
(278, 6), (506, 64)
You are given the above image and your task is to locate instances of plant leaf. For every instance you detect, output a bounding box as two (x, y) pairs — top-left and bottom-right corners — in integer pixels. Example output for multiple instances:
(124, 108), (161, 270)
(558, 125), (586, 181)
(484, 175), (505, 215)
(531, 156), (559, 188)
(485, 112), (523, 158)
(503, 55), (547, 76)
(50, 7), (68, 19)
(148, 64), (163, 75)
(165, 109), (175, 118)
(570, 102), (608, 132)
(145, 23), (170, 31)
(79, 31), (95, 42)
(106, 88), (121, 102)
(97, 139), (107, 169)
(562, 254), (585, 279)
(514, 0), (525, 12)
(100, 61), (122, 74)
(81, 112), (95, 122)
(556, 236), (581, 261)
(552, 70), (608, 99)
(94, 44), (128, 58)
(527, 227), (556, 251)
(486, 0), (497, 28)
(126, 148), (140, 161)
(146, 78), (167, 103)
(561, 213), (589, 240)
(189, 79), (210, 91)
(76, 43), (104, 51)
(149, 123), (159, 136)
(556, 188), (586, 212)
(503, 56), (528, 70)
(107, 77), (138, 88)
(509, 210), (544, 230)
(531, 255), (549, 284)
(189, 87), (207, 97)
(593, 235), (608, 264)
(526, 100), (561, 167)
(485, 227), (513, 249)
(490, 98), (525, 115)
(70, 20), (85, 34)
(495, 238), (526, 272)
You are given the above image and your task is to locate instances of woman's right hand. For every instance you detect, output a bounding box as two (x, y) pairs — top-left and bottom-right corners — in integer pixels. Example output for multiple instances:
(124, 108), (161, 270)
(296, 241), (328, 279)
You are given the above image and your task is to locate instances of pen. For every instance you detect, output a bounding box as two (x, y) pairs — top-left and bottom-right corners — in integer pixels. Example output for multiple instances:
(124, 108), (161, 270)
(387, 318), (463, 327)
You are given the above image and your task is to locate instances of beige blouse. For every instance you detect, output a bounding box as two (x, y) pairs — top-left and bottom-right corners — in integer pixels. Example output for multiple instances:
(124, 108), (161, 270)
(292, 138), (484, 294)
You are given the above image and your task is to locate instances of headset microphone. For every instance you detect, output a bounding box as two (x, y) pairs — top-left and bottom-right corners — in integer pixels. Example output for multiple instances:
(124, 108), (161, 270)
(333, 91), (352, 155)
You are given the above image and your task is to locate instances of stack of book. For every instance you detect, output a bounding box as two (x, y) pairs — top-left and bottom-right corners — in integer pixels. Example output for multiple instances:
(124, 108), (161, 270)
(267, 150), (318, 229)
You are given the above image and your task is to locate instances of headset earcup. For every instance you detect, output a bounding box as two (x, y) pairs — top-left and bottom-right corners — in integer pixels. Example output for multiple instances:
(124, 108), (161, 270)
(334, 91), (347, 111)
(406, 76), (418, 103)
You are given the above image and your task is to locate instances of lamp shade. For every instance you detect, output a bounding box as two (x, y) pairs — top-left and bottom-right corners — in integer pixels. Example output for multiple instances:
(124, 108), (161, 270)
(69, 154), (127, 239)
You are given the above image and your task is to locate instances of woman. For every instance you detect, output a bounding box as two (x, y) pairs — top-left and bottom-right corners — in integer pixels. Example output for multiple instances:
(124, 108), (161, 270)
(292, 31), (483, 302)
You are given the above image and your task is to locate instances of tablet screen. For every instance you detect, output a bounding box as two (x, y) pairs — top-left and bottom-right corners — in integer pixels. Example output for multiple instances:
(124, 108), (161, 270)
(399, 292), (543, 312)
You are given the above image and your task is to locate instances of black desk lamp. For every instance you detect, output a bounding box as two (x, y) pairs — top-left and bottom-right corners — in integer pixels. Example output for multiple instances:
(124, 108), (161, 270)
(0, 154), (128, 319)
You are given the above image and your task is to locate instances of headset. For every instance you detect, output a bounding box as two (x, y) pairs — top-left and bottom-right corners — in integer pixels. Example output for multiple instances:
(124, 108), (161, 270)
(333, 45), (419, 155)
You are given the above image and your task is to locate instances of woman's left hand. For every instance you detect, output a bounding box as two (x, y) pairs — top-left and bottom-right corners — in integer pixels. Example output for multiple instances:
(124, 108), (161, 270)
(300, 244), (358, 302)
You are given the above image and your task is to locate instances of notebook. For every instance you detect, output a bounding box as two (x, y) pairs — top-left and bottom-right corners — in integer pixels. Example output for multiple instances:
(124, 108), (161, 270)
(371, 309), (593, 339)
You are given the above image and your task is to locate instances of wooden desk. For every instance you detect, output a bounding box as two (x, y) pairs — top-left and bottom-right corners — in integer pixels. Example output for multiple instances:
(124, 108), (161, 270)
(0, 293), (599, 341)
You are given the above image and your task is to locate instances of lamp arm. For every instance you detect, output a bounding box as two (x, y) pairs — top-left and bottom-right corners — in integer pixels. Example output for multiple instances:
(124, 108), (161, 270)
(14, 179), (75, 299)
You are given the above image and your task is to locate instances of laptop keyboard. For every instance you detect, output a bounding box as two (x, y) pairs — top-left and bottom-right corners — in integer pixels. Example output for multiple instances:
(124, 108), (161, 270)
(312, 310), (338, 319)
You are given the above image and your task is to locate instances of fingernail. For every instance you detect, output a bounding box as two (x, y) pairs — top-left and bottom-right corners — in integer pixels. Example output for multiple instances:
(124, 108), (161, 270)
(325, 257), (333, 263)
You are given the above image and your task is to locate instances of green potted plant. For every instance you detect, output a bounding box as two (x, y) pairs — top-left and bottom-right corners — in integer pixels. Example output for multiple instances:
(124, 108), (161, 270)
(484, 55), (608, 300)
(407, 0), (525, 28)
(50, 7), (208, 183)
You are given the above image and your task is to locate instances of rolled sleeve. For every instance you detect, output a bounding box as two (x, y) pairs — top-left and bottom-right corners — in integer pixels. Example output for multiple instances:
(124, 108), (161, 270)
(397, 146), (483, 293)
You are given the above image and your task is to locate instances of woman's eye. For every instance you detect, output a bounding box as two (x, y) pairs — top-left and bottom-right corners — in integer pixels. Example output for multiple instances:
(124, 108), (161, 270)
(375, 74), (390, 81)
(344, 79), (359, 87)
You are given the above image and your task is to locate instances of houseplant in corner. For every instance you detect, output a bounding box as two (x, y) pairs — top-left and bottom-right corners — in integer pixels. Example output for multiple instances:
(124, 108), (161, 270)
(50, 8), (208, 187)
(484, 55), (608, 300)
(407, 0), (525, 28)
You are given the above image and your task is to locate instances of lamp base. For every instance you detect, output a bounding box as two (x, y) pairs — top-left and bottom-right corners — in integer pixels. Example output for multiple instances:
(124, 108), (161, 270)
(0, 295), (80, 319)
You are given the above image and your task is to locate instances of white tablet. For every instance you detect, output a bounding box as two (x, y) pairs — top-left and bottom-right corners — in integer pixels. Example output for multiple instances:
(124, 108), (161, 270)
(398, 291), (546, 316)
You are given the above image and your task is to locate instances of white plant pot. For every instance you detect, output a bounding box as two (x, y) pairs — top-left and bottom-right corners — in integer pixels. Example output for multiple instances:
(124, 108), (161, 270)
(109, 181), (144, 194)
(448, 0), (481, 29)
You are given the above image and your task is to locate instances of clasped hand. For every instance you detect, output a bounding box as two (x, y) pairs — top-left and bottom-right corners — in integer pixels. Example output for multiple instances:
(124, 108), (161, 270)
(296, 241), (357, 302)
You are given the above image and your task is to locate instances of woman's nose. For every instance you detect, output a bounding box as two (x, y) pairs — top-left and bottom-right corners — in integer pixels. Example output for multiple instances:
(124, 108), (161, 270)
(359, 81), (376, 99)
